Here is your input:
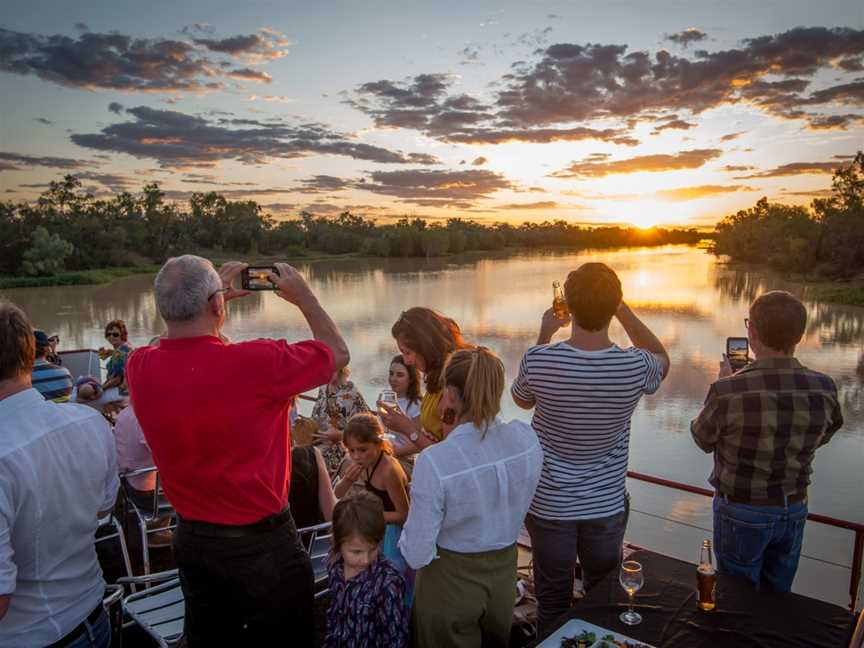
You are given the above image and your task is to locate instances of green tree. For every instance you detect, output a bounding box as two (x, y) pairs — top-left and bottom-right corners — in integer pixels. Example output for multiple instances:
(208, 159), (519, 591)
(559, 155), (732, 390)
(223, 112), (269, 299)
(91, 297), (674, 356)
(21, 226), (75, 276)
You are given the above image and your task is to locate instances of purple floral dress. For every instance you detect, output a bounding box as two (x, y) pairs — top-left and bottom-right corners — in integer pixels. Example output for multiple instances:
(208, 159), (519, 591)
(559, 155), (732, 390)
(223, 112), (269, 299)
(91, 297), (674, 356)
(324, 556), (408, 648)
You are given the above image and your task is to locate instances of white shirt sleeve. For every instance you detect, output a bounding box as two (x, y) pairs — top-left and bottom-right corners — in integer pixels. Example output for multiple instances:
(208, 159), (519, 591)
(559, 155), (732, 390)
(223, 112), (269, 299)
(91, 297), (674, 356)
(397, 451), (444, 570)
(99, 418), (120, 513)
(0, 486), (17, 595)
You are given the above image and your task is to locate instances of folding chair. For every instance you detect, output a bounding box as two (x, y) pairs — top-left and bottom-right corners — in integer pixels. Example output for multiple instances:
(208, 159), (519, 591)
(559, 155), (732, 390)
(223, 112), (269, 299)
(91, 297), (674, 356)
(120, 467), (176, 576)
(297, 522), (333, 598)
(96, 513), (134, 592)
(118, 570), (184, 648)
(103, 585), (125, 648)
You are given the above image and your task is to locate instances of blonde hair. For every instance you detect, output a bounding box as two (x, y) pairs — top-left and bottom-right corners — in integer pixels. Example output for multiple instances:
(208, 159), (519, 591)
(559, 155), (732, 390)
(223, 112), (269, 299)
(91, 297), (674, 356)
(343, 412), (393, 455)
(443, 346), (504, 434)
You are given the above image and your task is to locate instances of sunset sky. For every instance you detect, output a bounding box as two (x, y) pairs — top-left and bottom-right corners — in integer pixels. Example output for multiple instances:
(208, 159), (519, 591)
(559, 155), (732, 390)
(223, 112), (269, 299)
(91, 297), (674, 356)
(1, 0), (862, 228)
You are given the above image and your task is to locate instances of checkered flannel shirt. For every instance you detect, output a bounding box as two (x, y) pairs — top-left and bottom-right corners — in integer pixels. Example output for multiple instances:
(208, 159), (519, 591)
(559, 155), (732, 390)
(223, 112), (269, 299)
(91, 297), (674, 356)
(691, 357), (843, 501)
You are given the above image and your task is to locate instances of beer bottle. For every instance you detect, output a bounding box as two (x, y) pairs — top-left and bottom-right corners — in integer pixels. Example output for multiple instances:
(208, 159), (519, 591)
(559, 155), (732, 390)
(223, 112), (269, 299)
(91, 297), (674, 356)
(552, 281), (568, 319)
(697, 539), (717, 611)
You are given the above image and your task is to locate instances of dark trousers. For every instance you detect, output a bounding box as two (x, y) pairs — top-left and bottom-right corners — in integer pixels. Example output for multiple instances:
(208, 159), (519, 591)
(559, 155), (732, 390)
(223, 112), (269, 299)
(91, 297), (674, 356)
(525, 497), (629, 639)
(173, 511), (315, 647)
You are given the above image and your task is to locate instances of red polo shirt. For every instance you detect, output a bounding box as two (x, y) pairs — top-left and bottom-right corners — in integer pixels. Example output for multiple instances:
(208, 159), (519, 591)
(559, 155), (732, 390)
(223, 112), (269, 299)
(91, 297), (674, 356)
(126, 335), (333, 525)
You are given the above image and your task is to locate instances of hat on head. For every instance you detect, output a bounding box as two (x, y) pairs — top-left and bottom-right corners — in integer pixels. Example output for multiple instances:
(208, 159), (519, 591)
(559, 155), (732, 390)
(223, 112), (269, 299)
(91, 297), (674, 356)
(34, 329), (50, 348)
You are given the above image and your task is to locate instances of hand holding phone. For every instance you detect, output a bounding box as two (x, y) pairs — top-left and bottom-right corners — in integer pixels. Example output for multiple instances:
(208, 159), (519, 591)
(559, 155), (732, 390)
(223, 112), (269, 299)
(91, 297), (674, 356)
(725, 337), (750, 372)
(241, 266), (278, 291)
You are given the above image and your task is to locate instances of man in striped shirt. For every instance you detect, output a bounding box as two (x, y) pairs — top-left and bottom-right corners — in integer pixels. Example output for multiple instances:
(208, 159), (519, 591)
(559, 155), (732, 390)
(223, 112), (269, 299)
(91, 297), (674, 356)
(512, 263), (669, 637)
(30, 330), (73, 402)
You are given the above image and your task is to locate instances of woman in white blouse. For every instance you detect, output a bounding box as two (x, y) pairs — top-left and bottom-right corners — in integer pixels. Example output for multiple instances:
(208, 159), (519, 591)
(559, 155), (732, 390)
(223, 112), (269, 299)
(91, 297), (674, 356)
(399, 347), (543, 648)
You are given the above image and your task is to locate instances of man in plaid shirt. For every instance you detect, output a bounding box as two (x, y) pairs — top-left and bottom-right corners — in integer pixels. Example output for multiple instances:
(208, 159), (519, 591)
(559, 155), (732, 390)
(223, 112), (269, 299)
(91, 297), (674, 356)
(691, 291), (843, 592)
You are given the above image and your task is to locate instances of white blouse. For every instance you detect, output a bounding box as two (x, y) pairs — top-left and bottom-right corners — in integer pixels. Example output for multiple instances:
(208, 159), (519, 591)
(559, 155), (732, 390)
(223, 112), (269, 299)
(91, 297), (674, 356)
(398, 417), (543, 570)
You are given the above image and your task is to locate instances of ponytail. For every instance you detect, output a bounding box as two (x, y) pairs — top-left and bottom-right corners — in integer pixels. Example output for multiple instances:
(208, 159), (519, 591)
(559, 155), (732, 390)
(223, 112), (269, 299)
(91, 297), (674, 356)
(443, 346), (504, 436)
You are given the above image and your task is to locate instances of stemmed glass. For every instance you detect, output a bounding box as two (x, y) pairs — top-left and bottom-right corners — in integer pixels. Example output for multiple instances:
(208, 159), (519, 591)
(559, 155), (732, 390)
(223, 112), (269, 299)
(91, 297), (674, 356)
(377, 390), (399, 441)
(619, 560), (644, 626)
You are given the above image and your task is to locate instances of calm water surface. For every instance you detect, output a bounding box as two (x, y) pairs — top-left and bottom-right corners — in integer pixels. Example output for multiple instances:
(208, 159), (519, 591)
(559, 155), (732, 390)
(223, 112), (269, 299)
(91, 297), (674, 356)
(4, 245), (862, 605)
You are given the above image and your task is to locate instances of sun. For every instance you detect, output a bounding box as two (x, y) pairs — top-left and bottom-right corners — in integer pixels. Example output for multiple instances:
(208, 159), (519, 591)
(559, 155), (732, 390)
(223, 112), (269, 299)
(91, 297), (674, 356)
(609, 198), (691, 229)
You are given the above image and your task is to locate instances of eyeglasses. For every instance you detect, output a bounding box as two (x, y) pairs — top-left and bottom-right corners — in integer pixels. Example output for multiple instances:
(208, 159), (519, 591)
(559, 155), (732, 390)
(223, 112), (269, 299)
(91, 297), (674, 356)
(208, 287), (229, 301)
(48, 336), (59, 343)
(106, 332), (121, 338)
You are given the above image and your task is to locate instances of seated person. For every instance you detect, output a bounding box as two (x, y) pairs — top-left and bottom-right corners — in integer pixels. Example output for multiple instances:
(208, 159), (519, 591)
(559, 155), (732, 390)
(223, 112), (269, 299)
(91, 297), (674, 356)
(98, 319), (133, 396)
(30, 330), (73, 402)
(289, 440), (337, 529)
(311, 366), (369, 477)
(113, 405), (174, 548)
(46, 334), (62, 365)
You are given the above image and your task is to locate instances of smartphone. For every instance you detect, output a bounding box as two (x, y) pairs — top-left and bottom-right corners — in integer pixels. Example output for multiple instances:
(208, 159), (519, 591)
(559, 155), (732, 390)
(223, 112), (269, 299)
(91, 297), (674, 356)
(726, 337), (749, 371)
(241, 266), (278, 291)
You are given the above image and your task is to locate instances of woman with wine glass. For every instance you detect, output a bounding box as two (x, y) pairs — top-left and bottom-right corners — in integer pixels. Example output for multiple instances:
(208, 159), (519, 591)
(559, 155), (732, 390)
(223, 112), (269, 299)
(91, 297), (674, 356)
(380, 355), (422, 477)
(380, 308), (471, 447)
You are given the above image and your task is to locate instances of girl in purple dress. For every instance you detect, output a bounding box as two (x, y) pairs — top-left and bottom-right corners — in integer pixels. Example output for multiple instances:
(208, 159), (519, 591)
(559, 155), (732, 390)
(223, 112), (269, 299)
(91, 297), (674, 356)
(324, 492), (408, 648)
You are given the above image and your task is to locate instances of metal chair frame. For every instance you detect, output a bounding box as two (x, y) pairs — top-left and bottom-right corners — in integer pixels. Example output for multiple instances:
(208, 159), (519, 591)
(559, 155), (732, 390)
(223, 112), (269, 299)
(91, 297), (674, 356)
(119, 466), (176, 577)
(96, 513), (135, 593)
(297, 521), (333, 599)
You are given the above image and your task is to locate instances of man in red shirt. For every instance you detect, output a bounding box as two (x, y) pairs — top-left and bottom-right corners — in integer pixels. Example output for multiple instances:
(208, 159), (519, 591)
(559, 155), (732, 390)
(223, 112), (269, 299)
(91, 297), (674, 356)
(126, 256), (348, 647)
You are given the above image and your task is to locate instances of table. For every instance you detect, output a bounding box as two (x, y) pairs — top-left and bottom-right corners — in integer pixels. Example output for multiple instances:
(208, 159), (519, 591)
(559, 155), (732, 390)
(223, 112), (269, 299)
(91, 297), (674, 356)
(542, 550), (854, 648)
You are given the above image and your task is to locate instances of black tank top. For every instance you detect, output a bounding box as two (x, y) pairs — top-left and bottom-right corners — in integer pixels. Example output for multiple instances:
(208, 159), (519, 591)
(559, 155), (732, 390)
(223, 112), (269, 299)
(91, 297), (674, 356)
(288, 446), (325, 529)
(365, 452), (396, 512)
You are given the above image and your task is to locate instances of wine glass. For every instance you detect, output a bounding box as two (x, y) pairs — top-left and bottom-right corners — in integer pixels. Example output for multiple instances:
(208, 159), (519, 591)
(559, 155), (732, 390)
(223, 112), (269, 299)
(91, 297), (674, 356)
(619, 560), (644, 626)
(377, 390), (399, 441)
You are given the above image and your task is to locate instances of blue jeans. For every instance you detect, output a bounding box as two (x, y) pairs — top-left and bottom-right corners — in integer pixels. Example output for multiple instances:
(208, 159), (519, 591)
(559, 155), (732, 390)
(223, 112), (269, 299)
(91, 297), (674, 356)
(526, 498), (629, 639)
(65, 607), (111, 648)
(713, 496), (808, 593)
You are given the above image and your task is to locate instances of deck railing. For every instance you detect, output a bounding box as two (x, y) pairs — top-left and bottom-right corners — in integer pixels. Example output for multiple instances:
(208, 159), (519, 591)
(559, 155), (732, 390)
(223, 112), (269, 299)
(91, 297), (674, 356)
(627, 470), (864, 612)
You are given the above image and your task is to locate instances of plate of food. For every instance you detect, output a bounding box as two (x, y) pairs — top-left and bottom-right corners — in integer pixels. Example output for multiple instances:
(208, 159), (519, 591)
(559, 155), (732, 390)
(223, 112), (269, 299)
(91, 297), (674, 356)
(537, 618), (654, 648)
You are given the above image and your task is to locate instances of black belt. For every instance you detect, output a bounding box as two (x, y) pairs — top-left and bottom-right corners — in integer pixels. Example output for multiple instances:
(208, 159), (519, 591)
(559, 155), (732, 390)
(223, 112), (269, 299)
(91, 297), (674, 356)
(721, 492), (807, 506)
(178, 507), (293, 538)
(45, 602), (103, 648)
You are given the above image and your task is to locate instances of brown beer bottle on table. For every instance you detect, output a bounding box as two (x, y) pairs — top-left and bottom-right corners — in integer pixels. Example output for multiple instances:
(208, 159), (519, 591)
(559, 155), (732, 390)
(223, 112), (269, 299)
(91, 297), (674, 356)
(552, 281), (568, 319)
(697, 539), (717, 611)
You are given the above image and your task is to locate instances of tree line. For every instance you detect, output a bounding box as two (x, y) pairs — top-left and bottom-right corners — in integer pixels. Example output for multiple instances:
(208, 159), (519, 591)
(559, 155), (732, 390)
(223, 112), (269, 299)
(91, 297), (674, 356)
(713, 152), (864, 278)
(0, 177), (703, 277)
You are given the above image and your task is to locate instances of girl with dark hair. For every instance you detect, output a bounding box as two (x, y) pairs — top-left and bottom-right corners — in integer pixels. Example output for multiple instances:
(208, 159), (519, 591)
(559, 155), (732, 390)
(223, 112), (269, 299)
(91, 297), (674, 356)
(399, 347), (543, 648)
(324, 492), (408, 648)
(385, 355), (422, 477)
(381, 307), (470, 449)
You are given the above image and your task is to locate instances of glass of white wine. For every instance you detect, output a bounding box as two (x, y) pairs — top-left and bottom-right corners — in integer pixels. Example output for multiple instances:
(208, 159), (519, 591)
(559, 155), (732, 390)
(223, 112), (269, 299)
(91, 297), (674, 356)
(377, 390), (399, 441)
(619, 560), (644, 626)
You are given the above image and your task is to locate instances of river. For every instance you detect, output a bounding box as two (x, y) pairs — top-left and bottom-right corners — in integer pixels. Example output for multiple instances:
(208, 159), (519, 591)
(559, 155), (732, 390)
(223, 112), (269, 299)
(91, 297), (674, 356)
(3, 245), (862, 606)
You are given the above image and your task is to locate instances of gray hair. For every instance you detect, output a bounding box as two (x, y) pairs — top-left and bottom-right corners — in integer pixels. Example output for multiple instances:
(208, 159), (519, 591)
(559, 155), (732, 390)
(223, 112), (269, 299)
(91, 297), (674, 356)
(154, 255), (222, 322)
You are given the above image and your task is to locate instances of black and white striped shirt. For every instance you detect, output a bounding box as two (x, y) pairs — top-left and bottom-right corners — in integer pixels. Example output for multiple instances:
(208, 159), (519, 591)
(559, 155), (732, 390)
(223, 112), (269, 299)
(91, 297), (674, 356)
(512, 342), (663, 521)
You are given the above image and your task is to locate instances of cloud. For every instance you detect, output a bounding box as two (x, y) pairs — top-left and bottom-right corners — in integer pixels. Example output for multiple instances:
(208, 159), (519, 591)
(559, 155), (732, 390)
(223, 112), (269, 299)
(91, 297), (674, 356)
(666, 28), (707, 46)
(471, 156), (488, 166)
(0, 27), (289, 94)
(74, 23), (89, 32)
(651, 117), (696, 134)
(458, 45), (482, 65)
(227, 68), (272, 83)
(70, 106), (441, 168)
(780, 188), (833, 197)
(804, 113), (864, 130)
(654, 184), (756, 201)
(493, 28), (864, 130)
(295, 175), (353, 194)
(496, 201), (561, 210)
(722, 164), (755, 172)
(108, 102), (124, 115)
(358, 168), (515, 207)
(0, 151), (98, 171)
(720, 132), (744, 142)
(551, 148), (722, 178)
(34, 117), (53, 125)
(734, 161), (842, 178)
(191, 31), (291, 63)
(348, 73), (640, 146)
